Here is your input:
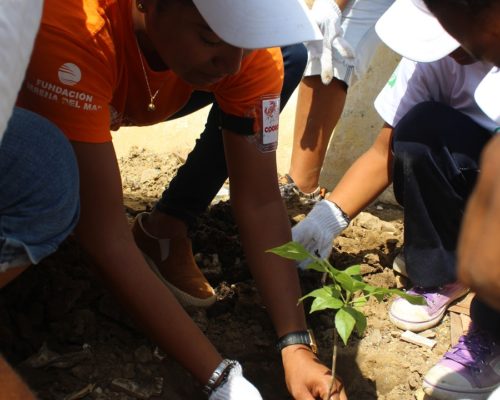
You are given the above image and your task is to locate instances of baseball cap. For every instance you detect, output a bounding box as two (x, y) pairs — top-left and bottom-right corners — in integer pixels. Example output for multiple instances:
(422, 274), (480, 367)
(475, 67), (500, 124)
(375, 0), (460, 62)
(192, 0), (323, 49)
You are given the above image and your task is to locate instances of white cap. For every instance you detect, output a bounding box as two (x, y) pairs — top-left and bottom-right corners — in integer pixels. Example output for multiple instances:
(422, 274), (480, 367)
(192, 0), (323, 49)
(375, 0), (460, 62)
(475, 67), (500, 125)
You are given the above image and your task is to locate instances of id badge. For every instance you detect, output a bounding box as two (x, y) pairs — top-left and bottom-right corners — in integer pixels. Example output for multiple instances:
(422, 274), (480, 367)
(256, 96), (280, 152)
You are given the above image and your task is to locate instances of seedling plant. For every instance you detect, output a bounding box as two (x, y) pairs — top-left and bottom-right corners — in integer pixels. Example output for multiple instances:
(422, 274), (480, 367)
(268, 241), (425, 398)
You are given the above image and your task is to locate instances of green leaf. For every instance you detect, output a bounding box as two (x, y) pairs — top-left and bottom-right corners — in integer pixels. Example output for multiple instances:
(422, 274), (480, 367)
(335, 272), (355, 293)
(363, 285), (388, 302)
(343, 264), (361, 276)
(351, 276), (366, 291)
(335, 307), (356, 345)
(266, 241), (310, 261)
(352, 295), (368, 308)
(390, 289), (427, 305)
(310, 296), (344, 313)
(305, 259), (329, 274)
(299, 286), (341, 302)
(345, 306), (367, 337)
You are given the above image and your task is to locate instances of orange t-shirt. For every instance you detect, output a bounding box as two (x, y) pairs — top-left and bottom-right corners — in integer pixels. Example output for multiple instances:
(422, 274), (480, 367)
(17, 0), (284, 143)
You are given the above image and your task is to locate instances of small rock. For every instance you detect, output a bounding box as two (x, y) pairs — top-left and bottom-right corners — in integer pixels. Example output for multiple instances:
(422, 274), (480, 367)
(414, 388), (426, 400)
(63, 383), (95, 400)
(153, 346), (166, 361)
(140, 168), (160, 183)
(420, 329), (436, 339)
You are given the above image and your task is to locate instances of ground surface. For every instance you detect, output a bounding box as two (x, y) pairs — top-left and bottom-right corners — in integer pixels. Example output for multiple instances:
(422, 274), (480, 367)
(1, 147), (454, 400)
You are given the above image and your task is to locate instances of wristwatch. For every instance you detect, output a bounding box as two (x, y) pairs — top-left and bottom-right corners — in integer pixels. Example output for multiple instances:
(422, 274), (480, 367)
(203, 359), (238, 395)
(276, 329), (318, 354)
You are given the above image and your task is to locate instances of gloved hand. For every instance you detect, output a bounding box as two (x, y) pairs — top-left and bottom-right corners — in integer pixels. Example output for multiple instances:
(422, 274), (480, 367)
(292, 200), (350, 269)
(208, 362), (262, 400)
(305, 0), (356, 85)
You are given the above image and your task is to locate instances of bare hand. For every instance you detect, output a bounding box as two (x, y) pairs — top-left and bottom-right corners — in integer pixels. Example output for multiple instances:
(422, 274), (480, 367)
(458, 135), (500, 311)
(281, 345), (348, 400)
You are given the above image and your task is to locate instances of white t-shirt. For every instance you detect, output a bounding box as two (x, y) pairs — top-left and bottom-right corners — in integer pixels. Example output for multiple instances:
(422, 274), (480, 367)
(0, 0), (43, 143)
(475, 67), (500, 126)
(375, 57), (500, 133)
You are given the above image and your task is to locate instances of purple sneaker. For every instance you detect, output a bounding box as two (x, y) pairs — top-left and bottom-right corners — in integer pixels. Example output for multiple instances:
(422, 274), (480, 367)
(389, 282), (469, 332)
(423, 329), (500, 399)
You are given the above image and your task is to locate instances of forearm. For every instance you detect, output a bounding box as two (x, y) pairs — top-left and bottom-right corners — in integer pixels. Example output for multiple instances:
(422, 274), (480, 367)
(0, 356), (36, 400)
(232, 196), (307, 336)
(77, 223), (221, 382)
(72, 141), (221, 385)
(458, 135), (500, 311)
(328, 126), (393, 218)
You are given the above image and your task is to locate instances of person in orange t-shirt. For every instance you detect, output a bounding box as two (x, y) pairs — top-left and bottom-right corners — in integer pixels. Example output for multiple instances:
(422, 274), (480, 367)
(17, 0), (348, 398)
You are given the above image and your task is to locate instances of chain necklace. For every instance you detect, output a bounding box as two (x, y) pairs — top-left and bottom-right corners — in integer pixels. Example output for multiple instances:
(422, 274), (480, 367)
(135, 38), (162, 112)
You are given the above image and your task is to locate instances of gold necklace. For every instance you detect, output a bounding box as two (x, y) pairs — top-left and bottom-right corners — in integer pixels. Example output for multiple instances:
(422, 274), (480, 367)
(135, 38), (162, 112)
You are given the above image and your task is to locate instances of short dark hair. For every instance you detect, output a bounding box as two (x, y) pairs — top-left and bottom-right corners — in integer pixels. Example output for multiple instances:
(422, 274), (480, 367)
(424, 0), (492, 14)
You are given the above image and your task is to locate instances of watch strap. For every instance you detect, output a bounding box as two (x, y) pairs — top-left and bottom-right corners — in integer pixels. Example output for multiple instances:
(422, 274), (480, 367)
(276, 329), (318, 354)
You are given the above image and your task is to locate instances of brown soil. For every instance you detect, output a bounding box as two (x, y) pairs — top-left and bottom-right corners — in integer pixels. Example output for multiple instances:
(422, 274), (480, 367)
(1, 147), (453, 400)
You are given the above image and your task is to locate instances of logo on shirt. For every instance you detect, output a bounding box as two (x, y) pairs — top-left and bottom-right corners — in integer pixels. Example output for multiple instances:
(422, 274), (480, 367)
(262, 98), (280, 140)
(262, 97), (280, 145)
(58, 63), (82, 86)
(387, 72), (397, 88)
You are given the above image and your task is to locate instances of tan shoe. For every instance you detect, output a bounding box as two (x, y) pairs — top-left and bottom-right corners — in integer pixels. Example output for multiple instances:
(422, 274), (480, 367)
(132, 212), (216, 308)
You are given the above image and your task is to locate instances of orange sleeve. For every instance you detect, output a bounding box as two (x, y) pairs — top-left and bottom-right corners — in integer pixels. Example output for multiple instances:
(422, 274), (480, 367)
(211, 47), (284, 124)
(17, 19), (116, 143)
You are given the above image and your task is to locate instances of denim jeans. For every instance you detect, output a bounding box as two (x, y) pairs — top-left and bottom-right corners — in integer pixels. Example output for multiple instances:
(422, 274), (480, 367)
(0, 108), (80, 270)
(156, 44), (308, 226)
(391, 101), (498, 334)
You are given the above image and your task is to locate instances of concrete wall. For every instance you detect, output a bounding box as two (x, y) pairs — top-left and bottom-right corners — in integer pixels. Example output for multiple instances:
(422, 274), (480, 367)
(112, 44), (401, 203)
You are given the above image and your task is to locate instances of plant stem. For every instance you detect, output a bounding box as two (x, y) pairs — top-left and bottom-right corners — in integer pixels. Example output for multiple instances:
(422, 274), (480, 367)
(328, 326), (338, 398)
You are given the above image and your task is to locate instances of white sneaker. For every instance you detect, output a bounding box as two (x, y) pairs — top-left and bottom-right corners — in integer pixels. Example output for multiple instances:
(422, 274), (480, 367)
(389, 282), (469, 332)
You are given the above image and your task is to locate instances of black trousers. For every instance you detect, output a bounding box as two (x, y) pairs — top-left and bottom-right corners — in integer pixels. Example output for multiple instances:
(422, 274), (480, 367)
(392, 101), (498, 336)
(156, 44), (307, 226)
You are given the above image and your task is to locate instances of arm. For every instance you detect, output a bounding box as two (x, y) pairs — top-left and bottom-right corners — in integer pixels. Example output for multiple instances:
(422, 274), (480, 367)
(0, 356), (36, 400)
(328, 123), (394, 217)
(70, 141), (222, 384)
(292, 124), (393, 263)
(223, 131), (346, 400)
(457, 134), (500, 311)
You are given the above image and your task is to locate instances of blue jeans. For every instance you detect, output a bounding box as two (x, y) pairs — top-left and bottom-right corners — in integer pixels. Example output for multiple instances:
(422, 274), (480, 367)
(391, 101), (498, 335)
(0, 108), (80, 270)
(156, 44), (308, 226)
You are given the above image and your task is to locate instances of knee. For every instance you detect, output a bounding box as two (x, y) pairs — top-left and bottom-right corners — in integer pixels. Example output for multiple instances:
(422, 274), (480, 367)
(30, 112), (80, 233)
(392, 102), (463, 146)
(2, 109), (80, 249)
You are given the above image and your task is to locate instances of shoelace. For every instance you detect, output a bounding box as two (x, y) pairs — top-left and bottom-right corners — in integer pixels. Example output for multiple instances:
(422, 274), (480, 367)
(444, 331), (495, 372)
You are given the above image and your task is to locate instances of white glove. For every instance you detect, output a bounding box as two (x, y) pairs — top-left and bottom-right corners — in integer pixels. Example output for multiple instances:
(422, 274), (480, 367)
(208, 362), (262, 400)
(305, 0), (356, 85)
(292, 200), (350, 269)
